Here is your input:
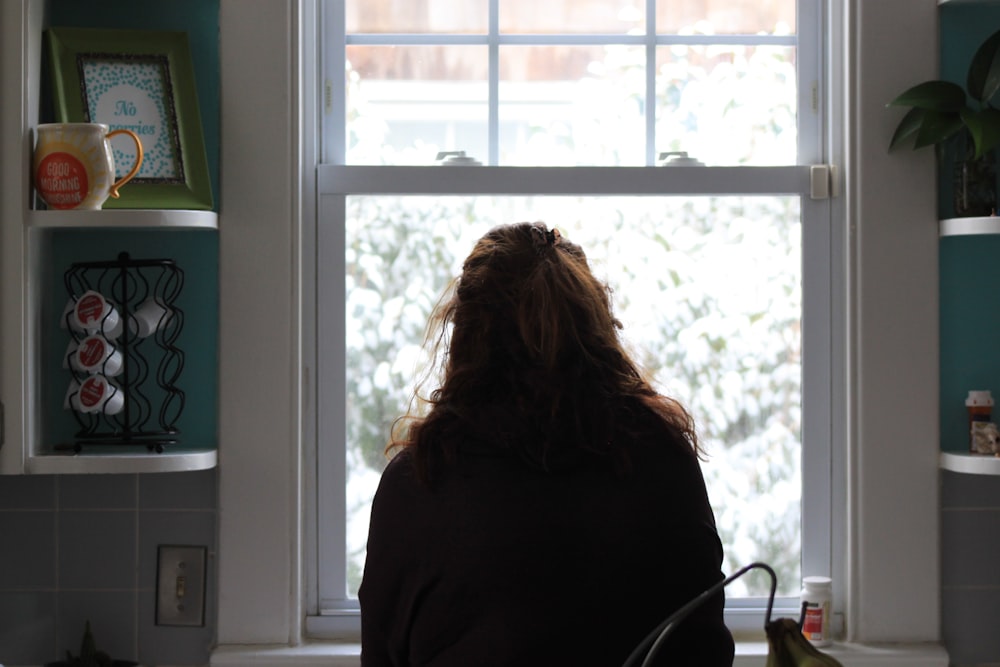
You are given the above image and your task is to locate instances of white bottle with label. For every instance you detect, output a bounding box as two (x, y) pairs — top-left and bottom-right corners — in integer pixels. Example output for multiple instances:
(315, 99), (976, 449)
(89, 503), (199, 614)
(801, 576), (832, 647)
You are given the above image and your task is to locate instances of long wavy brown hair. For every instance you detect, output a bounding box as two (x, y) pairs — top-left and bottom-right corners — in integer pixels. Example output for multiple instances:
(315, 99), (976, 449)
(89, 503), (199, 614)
(389, 222), (699, 480)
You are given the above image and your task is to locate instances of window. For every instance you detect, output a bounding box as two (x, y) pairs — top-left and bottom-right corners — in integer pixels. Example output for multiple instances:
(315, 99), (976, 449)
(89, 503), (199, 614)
(310, 0), (834, 638)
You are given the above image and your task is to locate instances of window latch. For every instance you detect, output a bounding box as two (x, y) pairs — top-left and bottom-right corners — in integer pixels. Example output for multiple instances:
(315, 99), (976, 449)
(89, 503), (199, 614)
(435, 151), (482, 166)
(810, 164), (839, 199)
(658, 151), (705, 166)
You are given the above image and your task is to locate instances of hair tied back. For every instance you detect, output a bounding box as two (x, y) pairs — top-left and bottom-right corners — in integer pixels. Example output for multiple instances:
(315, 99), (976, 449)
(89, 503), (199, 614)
(530, 224), (561, 255)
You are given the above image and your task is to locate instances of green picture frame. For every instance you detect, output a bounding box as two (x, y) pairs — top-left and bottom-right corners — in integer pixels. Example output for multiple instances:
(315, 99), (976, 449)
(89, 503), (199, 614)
(45, 27), (213, 210)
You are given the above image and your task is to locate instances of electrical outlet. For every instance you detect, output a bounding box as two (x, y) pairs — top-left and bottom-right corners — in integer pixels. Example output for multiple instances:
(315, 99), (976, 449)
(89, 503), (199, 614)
(156, 545), (207, 627)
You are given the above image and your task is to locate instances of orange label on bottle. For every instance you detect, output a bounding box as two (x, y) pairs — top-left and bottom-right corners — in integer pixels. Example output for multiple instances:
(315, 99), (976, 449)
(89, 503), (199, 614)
(803, 607), (824, 638)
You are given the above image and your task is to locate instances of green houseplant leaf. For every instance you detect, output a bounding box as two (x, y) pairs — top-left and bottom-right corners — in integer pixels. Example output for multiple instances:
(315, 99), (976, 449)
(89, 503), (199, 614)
(888, 80), (967, 111)
(962, 108), (1000, 157)
(913, 110), (964, 149)
(889, 108), (965, 151)
(967, 28), (1000, 102)
(888, 107), (927, 150)
(887, 29), (1000, 218)
(888, 28), (1000, 151)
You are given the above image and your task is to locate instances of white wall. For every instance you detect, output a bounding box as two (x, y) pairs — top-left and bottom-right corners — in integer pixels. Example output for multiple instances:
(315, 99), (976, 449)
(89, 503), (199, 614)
(845, 0), (940, 642)
(213, 0), (945, 651)
(217, 0), (303, 644)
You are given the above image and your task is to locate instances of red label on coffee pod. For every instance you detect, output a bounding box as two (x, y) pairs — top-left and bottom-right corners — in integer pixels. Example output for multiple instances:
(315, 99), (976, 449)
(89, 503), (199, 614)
(76, 337), (106, 369)
(36, 152), (89, 210)
(78, 376), (106, 408)
(75, 293), (106, 326)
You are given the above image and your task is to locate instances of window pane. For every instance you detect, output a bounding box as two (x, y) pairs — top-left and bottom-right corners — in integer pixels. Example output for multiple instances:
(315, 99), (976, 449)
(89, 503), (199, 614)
(656, 45), (797, 165)
(499, 46), (645, 165)
(656, 0), (795, 35)
(345, 195), (802, 597)
(346, 0), (488, 33)
(346, 46), (488, 165)
(499, 0), (644, 34)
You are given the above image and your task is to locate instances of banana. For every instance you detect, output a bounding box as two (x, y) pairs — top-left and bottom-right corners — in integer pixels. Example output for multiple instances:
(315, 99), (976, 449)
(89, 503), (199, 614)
(765, 619), (797, 667)
(765, 618), (845, 667)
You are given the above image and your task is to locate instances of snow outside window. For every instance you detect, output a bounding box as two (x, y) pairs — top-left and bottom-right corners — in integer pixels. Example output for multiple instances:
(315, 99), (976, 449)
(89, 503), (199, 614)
(310, 0), (835, 638)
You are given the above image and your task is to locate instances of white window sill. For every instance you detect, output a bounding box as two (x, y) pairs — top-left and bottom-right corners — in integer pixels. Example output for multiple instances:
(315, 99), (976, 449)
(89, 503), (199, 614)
(210, 640), (950, 667)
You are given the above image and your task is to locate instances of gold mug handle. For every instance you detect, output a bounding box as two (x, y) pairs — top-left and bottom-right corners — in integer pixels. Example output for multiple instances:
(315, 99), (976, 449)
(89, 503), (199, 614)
(105, 128), (144, 199)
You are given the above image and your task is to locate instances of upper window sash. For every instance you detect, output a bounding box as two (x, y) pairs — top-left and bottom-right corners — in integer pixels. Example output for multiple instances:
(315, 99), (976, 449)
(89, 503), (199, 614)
(321, 0), (824, 167)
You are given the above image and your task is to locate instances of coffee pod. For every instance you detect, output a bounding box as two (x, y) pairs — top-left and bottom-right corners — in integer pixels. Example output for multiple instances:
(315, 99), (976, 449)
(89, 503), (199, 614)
(129, 296), (173, 338)
(72, 335), (123, 376)
(76, 375), (125, 415)
(70, 290), (122, 339)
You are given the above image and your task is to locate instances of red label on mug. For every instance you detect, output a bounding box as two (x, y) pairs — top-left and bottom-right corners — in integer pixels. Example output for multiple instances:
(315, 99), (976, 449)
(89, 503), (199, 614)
(36, 152), (89, 210)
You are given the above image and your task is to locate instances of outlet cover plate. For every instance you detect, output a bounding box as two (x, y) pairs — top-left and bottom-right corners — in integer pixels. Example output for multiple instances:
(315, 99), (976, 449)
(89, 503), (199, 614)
(156, 545), (207, 626)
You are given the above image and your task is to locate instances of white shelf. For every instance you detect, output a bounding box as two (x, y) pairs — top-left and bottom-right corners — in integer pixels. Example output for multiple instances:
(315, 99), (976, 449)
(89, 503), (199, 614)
(25, 446), (217, 474)
(939, 216), (1000, 236)
(940, 451), (1000, 475)
(27, 208), (218, 230)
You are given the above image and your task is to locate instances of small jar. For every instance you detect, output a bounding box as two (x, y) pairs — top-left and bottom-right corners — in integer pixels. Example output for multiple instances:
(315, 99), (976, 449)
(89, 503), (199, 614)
(966, 390), (994, 452)
(801, 576), (832, 647)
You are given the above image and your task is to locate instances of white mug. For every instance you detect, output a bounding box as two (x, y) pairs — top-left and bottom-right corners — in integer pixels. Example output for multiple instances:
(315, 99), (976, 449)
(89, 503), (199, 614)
(33, 123), (143, 210)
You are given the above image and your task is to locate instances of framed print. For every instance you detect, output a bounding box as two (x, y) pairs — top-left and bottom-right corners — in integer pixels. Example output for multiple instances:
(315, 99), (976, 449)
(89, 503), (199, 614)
(45, 27), (213, 210)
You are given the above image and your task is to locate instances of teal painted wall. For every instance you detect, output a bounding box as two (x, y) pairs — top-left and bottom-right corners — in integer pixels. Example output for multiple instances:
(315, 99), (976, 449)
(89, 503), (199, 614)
(41, 0), (221, 452)
(939, 234), (1000, 452)
(938, 7), (1000, 452)
(43, 229), (219, 450)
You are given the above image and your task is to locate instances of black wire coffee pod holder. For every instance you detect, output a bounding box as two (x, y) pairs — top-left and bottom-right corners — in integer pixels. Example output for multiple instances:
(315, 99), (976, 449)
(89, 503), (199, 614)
(62, 252), (185, 453)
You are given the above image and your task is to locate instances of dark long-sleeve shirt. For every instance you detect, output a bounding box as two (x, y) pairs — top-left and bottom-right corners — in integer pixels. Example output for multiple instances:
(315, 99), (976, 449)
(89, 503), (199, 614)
(359, 436), (734, 667)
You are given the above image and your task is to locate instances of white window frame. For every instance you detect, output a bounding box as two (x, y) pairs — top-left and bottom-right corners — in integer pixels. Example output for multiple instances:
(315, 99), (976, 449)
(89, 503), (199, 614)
(210, 1), (951, 663)
(306, 0), (840, 640)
